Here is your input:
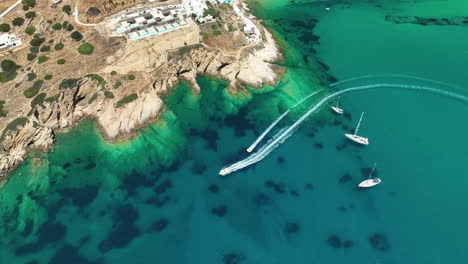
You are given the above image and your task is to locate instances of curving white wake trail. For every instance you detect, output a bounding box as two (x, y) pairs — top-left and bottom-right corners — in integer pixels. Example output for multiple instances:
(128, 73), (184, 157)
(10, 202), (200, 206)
(219, 83), (468, 176)
(246, 89), (324, 152)
(329, 74), (461, 91)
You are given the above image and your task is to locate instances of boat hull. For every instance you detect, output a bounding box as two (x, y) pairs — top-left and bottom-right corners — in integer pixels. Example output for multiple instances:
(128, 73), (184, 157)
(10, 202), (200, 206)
(345, 134), (369, 145)
(331, 106), (343, 114)
(358, 178), (381, 187)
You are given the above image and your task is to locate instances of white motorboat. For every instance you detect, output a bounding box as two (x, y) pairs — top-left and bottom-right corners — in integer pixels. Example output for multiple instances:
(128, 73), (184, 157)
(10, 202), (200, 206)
(345, 112), (369, 145)
(358, 163), (381, 188)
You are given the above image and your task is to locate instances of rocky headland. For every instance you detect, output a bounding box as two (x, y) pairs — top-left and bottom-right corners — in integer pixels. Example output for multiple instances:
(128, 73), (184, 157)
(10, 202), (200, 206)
(0, 0), (283, 181)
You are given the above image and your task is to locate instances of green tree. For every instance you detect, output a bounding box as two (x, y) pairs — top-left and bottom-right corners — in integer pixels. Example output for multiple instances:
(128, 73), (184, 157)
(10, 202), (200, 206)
(0, 60), (20, 83)
(116, 93), (138, 108)
(62, 5), (71, 14)
(57, 59), (65, 64)
(12, 17), (25, 27)
(54, 43), (64, 51)
(40, 45), (50, 52)
(27, 72), (37, 81)
(52, 23), (62, 30)
(22, 0), (36, 7)
(66, 24), (74, 31)
(71, 31), (83, 41)
(27, 53), (37, 61)
(104, 90), (115, 99)
(78, 43), (94, 55)
(29, 36), (45, 47)
(25, 11), (36, 19)
(37, 56), (49, 64)
(25, 26), (36, 35)
(0, 23), (11, 32)
(1, 60), (20, 72)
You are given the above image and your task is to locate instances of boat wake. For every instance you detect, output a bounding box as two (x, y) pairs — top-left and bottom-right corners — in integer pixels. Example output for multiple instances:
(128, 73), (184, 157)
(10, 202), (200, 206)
(329, 74), (462, 91)
(219, 83), (468, 176)
(246, 89), (324, 152)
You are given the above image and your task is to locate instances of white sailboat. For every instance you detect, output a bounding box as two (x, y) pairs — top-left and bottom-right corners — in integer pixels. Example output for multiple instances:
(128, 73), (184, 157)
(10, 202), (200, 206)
(358, 163), (381, 188)
(330, 97), (344, 114)
(345, 112), (369, 145)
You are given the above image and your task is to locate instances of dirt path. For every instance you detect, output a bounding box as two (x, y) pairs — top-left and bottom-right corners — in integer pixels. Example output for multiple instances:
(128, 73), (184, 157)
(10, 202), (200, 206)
(0, 0), (21, 18)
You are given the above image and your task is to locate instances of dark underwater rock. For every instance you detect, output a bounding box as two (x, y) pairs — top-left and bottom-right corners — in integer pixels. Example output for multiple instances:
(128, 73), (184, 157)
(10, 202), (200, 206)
(369, 233), (390, 252)
(58, 185), (99, 207)
(50, 244), (102, 264)
(208, 184), (219, 194)
(122, 171), (145, 196)
(328, 234), (342, 248)
(191, 162), (207, 174)
(212, 204), (228, 217)
(304, 183), (314, 190)
(339, 173), (352, 184)
(276, 156), (285, 164)
(264, 179), (274, 188)
(254, 192), (272, 207)
(98, 204), (140, 253)
(149, 218), (169, 233)
(343, 240), (354, 248)
(38, 221), (67, 244)
(145, 195), (171, 208)
(223, 253), (246, 264)
(314, 143), (324, 149)
(337, 206), (347, 213)
(285, 222), (300, 234)
(21, 218), (34, 237)
(15, 220), (68, 256)
(84, 156), (96, 170)
(155, 179), (173, 194)
(290, 190), (300, 197)
(273, 183), (286, 194)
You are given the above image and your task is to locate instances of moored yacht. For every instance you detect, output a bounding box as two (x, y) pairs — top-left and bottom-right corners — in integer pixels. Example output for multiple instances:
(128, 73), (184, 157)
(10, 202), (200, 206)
(330, 97), (343, 114)
(358, 163), (381, 187)
(345, 112), (369, 145)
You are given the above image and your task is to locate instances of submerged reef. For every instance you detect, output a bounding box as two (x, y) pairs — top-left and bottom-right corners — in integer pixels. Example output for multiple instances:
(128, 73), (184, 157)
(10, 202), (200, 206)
(369, 233), (390, 252)
(385, 15), (468, 26)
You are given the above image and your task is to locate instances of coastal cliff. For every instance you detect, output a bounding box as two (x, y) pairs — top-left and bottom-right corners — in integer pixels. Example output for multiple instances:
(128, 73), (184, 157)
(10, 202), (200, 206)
(0, 1), (282, 181)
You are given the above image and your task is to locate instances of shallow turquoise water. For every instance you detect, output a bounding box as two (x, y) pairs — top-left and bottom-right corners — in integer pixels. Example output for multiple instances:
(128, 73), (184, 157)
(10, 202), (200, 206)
(2, 1), (468, 263)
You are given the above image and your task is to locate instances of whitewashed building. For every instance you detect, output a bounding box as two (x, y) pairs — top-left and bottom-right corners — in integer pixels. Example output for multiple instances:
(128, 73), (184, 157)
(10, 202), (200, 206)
(0, 34), (22, 50)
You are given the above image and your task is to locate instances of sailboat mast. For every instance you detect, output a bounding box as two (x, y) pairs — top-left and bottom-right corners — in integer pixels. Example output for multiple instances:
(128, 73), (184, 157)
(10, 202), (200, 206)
(336, 97), (340, 107)
(369, 162), (376, 178)
(354, 112), (364, 135)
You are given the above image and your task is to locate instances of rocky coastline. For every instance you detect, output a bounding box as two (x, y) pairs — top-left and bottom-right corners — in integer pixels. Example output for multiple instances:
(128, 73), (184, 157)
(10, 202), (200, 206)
(0, 2), (283, 182)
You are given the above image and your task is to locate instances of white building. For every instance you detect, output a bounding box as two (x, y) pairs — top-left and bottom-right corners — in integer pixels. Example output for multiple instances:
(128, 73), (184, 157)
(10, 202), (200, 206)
(183, 0), (208, 20)
(0, 34), (22, 50)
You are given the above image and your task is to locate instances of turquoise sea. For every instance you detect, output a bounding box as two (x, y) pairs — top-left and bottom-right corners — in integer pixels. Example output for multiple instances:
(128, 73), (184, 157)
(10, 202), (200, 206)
(2, 0), (468, 263)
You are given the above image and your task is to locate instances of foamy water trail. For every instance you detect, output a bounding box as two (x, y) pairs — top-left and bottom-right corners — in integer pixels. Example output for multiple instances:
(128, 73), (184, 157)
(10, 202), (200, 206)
(329, 74), (462, 91)
(219, 83), (468, 175)
(246, 89), (324, 152)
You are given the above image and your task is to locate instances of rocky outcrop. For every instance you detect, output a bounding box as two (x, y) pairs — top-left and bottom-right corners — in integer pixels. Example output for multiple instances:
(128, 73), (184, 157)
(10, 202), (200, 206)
(0, 28), (283, 182)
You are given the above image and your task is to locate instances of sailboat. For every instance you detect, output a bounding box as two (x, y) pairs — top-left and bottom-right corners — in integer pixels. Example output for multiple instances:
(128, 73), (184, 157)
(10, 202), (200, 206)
(330, 97), (344, 114)
(358, 163), (381, 187)
(345, 112), (369, 145)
